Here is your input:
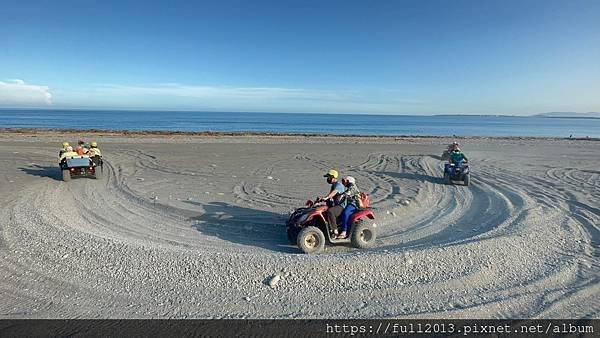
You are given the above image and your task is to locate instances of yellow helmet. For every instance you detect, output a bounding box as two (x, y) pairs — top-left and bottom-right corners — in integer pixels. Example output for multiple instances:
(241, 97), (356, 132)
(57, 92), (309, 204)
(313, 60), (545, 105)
(323, 169), (339, 179)
(62, 142), (69, 148)
(90, 142), (98, 148)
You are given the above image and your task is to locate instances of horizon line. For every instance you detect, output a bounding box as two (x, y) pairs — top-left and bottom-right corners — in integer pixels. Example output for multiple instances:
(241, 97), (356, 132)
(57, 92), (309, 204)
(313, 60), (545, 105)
(3, 106), (599, 117)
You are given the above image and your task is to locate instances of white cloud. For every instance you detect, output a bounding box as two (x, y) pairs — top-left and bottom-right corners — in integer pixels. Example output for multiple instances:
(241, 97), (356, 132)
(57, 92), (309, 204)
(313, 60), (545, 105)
(0, 79), (52, 106)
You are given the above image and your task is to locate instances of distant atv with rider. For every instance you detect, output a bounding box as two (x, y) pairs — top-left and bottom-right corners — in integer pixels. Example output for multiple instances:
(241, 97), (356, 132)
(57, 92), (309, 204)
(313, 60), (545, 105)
(443, 142), (470, 186)
(58, 140), (104, 181)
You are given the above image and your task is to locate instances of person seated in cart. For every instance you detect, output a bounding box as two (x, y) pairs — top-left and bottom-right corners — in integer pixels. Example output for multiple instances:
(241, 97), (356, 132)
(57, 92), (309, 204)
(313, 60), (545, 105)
(88, 142), (103, 166)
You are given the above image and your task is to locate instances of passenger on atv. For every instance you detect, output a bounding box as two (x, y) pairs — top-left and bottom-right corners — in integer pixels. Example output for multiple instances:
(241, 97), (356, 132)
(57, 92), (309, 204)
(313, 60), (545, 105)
(337, 176), (361, 239)
(441, 141), (460, 160)
(317, 169), (346, 236)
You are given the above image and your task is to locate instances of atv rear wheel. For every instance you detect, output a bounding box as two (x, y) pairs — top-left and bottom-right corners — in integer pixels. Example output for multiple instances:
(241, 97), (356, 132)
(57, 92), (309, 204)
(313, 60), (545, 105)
(297, 226), (325, 254)
(62, 169), (71, 182)
(351, 221), (376, 249)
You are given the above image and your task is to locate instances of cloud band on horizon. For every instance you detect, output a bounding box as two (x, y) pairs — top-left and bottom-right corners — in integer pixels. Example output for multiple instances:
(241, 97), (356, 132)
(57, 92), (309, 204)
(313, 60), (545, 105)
(45, 82), (425, 113)
(0, 79), (52, 106)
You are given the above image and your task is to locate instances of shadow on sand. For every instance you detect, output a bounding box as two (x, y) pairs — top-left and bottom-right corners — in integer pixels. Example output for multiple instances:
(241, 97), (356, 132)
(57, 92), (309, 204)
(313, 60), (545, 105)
(19, 165), (63, 181)
(183, 200), (298, 253)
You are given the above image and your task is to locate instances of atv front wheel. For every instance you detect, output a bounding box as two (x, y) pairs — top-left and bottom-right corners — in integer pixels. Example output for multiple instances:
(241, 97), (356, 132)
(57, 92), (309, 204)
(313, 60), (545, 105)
(463, 173), (470, 186)
(297, 226), (325, 254)
(351, 221), (376, 249)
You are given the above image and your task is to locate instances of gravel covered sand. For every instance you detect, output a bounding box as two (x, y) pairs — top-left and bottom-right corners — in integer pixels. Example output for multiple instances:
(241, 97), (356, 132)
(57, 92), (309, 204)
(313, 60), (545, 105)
(0, 131), (598, 318)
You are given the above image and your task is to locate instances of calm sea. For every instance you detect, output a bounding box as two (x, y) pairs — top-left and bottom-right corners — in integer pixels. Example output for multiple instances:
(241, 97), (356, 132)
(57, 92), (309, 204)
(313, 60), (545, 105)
(1, 109), (599, 138)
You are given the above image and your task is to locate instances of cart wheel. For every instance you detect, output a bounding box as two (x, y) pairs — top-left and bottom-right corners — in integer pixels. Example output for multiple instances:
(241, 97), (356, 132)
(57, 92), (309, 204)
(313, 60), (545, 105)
(62, 169), (71, 182)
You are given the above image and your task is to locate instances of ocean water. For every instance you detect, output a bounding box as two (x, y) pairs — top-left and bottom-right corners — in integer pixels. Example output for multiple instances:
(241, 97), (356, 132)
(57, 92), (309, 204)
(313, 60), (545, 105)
(1, 109), (599, 138)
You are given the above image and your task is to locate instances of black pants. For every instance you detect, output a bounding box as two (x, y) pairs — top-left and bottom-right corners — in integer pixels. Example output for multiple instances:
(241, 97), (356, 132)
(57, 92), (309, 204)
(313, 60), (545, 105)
(326, 205), (344, 232)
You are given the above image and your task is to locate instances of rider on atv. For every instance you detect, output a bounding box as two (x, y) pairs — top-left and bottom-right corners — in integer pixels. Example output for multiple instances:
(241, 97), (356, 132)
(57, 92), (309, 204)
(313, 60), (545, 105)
(444, 142), (469, 180)
(449, 143), (468, 165)
(318, 169), (346, 236)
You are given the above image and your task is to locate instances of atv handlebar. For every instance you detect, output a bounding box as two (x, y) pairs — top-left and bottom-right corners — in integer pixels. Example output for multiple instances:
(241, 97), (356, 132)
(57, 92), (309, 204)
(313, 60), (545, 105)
(306, 198), (328, 207)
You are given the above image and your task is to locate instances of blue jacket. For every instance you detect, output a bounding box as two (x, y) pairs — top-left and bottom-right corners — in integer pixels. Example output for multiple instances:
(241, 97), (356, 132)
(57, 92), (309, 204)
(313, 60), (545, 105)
(450, 151), (468, 164)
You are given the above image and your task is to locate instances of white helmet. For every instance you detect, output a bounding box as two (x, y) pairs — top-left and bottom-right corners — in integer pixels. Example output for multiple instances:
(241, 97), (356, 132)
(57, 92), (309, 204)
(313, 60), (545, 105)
(66, 146), (73, 152)
(343, 176), (356, 185)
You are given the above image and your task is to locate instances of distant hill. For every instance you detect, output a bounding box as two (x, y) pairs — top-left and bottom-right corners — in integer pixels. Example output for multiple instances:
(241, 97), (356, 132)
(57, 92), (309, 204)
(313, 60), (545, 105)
(536, 112), (600, 118)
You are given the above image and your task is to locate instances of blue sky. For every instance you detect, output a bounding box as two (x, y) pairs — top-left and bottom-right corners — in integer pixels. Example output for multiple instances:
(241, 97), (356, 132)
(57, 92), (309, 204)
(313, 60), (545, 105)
(1, 0), (599, 114)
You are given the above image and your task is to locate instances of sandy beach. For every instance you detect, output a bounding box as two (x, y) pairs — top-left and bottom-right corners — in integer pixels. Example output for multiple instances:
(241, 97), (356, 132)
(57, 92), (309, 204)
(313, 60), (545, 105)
(0, 130), (598, 318)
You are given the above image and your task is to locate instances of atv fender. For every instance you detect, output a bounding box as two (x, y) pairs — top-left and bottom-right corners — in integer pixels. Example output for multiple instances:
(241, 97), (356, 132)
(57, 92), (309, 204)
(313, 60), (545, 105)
(349, 210), (375, 225)
(305, 211), (327, 225)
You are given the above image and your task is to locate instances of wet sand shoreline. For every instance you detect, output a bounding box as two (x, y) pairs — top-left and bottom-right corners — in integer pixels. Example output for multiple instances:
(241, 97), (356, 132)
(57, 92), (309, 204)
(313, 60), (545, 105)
(2, 127), (599, 141)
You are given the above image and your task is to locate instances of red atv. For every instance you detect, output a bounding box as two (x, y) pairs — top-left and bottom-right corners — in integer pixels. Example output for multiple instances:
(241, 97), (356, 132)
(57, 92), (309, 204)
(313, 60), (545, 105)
(286, 196), (377, 254)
